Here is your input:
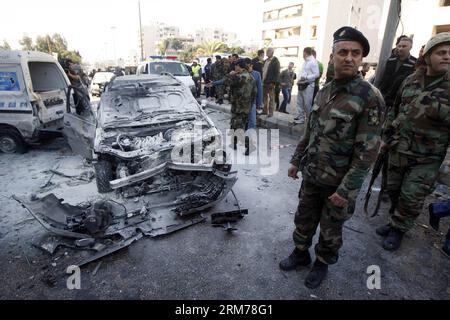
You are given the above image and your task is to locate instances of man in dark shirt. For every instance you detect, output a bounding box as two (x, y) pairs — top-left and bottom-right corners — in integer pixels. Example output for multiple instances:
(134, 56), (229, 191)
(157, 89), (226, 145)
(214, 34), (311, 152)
(377, 37), (417, 107)
(252, 49), (265, 76)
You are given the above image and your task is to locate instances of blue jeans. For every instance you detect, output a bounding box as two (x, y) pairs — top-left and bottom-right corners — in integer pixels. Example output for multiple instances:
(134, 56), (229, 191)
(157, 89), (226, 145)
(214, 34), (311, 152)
(246, 103), (257, 130)
(280, 87), (291, 113)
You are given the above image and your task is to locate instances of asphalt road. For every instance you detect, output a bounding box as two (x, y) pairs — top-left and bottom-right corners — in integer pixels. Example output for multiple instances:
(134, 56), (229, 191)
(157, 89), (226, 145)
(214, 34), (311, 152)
(0, 109), (449, 300)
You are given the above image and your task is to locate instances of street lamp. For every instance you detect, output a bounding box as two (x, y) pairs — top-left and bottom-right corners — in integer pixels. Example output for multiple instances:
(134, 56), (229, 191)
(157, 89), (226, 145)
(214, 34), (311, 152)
(111, 26), (117, 64)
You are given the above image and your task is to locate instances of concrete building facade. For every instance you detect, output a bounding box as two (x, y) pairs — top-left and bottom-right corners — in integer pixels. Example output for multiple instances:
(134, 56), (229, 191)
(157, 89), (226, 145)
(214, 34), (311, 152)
(262, 0), (388, 69)
(142, 22), (180, 58)
(262, 0), (449, 70)
(194, 28), (238, 46)
(396, 0), (450, 57)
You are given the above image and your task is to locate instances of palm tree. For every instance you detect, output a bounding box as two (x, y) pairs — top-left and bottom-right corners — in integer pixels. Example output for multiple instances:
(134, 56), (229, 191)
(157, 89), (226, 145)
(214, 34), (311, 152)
(196, 40), (227, 56)
(157, 39), (170, 56)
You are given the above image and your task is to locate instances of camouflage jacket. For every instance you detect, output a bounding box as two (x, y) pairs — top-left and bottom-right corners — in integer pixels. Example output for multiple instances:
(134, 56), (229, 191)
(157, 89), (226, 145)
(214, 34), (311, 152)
(290, 74), (385, 199)
(212, 59), (231, 81)
(222, 70), (256, 109)
(382, 69), (450, 162)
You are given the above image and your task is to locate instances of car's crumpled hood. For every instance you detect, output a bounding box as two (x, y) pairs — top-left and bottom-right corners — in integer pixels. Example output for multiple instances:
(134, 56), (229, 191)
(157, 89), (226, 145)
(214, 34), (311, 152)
(94, 86), (220, 161)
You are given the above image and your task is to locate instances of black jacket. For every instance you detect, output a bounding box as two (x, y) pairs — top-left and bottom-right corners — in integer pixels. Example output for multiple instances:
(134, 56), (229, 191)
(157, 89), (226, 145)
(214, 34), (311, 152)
(203, 63), (212, 82)
(378, 55), (417, 106)
(252, 57), (264, 76)
(263, 57), (280, 85)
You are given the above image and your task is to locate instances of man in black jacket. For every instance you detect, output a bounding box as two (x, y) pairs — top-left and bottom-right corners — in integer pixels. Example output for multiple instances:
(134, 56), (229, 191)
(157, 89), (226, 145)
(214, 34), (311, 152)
(203, 58), (213, 99)
(262, 47), (280, 117)
(252, 49), (265, 76)
(377, 37), (417, 107)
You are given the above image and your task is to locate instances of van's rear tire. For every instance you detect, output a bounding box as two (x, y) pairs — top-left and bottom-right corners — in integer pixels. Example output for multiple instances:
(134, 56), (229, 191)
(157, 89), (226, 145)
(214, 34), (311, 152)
(94, 160), (113, 193)
(0, 129), (26, 154)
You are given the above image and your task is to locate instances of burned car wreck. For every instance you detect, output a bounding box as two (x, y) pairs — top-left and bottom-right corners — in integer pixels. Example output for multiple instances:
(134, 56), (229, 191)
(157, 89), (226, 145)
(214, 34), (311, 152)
(65, 74), (237, 207)
(12, 75), (240, 266)
(91, 75), (234, 202)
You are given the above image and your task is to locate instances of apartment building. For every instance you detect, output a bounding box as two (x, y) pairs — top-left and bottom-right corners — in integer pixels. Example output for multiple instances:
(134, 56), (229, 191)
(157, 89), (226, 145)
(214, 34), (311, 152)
(142, 22), (180, 57)
(396, 0), (450, 57)
(194, 28), (238, 46)
(262, 0), (450, 70)
(262, 0), (387, 68)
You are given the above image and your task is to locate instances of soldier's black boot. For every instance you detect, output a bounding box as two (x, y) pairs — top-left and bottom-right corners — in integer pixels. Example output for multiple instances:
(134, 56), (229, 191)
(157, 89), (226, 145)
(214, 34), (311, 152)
(376, 224), (391, 237)
(443, 229), (450, 257)
(279, 248), (311, 271)
(244, 137), (256, 156)
(305, 259), (328, 289)
(382, 228), (404, 251)
(429, 204), (441, 231)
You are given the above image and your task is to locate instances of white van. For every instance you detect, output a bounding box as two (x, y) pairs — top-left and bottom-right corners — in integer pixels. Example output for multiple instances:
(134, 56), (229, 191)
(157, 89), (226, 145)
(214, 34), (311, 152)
(0, 50), (70, 153)
(136, 59), (196, 96)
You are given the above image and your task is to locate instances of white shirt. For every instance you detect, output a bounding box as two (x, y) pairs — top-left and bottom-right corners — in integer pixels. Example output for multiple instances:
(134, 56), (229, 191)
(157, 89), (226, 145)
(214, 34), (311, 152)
(298, 56), (320, 84)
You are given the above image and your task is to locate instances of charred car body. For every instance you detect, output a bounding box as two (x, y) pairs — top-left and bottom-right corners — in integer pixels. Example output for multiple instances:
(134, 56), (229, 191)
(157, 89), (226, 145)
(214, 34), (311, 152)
(11, 74), (239, 266)
(64, 74), (236, 211)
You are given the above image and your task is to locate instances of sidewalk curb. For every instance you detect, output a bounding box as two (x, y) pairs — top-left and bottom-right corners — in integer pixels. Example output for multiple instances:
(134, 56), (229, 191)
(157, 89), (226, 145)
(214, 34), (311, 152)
(204, 100), (305, 138)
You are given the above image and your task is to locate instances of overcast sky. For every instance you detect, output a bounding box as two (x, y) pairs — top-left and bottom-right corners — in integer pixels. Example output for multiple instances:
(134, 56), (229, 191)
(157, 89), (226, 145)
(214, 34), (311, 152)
(1, 0), (263, 62)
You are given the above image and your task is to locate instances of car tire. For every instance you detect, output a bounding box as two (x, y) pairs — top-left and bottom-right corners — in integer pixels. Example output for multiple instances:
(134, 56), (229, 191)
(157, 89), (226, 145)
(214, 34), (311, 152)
(94, 160), (113, 193)
(0, 129), (27, 154)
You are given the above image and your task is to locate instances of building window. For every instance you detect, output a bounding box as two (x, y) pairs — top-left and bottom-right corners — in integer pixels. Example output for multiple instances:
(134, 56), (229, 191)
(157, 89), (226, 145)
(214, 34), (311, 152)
(275, 27), (301, 39)
(263, 5), (303, 22)
(262, 30), (276, 40)
(274, 47), (299, 58)
(310, 26), (318, 39)
(263, 10), (279, 22)
(434, 24), (450, 34)
(278, 5), (303, 20)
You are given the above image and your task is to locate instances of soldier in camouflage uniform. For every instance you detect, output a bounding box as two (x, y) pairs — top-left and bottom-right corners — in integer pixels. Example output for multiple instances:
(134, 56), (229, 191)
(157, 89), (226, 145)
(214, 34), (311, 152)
(279, 27), (385, 289)
(378, 33), (450, 251)
(212, 56), (230, 105)
(209, 59), (256, 153)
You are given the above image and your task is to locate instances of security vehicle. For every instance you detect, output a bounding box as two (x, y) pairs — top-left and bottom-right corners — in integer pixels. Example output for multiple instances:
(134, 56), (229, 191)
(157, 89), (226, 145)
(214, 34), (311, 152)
(136, 57), (197, 97)
(0, 50), (70, 153)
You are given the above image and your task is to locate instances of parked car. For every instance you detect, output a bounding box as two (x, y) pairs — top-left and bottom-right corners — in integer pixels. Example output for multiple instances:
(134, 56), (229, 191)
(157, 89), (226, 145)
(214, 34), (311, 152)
(63, 74), (235, 215)
(0, 50), (70, 153)
(90, 72), (115, 97)
(136, 59), (196, 97)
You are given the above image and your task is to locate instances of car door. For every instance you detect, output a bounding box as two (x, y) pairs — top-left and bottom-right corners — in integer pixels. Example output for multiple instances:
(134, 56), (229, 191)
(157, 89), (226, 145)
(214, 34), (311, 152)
(63, 86), (96, 160)
(28, 61), (68, 125)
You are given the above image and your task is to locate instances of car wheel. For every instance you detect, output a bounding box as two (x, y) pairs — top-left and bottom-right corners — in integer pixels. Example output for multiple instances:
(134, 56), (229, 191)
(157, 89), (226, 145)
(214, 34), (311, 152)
(0, 129), (27, 154)
(94, 160), (113, 193)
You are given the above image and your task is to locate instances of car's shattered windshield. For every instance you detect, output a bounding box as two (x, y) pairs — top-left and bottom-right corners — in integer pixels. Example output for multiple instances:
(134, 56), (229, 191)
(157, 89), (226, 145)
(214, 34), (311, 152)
(100, 82), (200, 125)
(149, 62), (190, 76)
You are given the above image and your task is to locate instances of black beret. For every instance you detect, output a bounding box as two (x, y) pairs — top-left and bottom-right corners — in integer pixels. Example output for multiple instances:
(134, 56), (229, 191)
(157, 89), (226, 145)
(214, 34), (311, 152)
(333, 26), (370, 57)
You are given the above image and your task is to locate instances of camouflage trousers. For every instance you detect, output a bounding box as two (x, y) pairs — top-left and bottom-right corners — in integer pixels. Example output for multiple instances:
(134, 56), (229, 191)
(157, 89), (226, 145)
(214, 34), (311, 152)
(230, 101), (251, 130)
(215, 85), (224, 101)
(386, 151), (441, 233)
(293, 179), (356, 265)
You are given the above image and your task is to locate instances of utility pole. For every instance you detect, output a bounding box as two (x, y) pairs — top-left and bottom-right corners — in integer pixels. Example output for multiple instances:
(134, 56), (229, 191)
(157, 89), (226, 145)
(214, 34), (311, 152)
(138, 0), (144, 61)
(111, 26), (117, 64)
(374, 0), (402, 88)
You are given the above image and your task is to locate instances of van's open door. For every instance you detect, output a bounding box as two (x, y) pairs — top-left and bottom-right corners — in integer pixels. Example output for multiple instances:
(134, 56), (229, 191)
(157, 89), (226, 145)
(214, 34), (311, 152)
(63, 86), (95, 160)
